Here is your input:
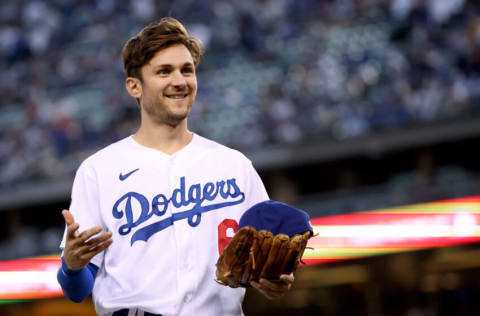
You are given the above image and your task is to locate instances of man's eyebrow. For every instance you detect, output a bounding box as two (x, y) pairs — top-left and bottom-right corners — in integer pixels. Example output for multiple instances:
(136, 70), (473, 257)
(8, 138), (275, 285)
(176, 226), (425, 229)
(153, 62), (194, 69)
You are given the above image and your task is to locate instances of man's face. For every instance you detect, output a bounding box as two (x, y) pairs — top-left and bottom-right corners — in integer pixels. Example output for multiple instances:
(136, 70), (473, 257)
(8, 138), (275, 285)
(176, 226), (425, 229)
(138, 44), (197, 126)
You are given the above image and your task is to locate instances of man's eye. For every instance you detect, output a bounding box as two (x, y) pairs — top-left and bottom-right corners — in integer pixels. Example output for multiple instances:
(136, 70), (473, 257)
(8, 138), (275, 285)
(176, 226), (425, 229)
(158, 69), (169, 75)
(183, 68), (194, 74)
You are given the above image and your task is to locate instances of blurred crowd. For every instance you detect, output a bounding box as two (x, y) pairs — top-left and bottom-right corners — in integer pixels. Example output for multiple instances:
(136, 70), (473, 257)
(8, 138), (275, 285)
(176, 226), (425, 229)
(1, 0), (480, 188)
(2, 4), (480, 315)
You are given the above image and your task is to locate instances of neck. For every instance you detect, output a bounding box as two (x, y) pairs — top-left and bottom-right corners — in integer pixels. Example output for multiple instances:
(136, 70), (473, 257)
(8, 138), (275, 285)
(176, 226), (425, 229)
(133, 116), (193, 155)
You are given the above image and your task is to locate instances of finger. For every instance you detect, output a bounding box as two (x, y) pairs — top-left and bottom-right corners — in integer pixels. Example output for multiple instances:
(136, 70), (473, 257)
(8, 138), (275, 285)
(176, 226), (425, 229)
(62, 210), (75, 226)
(259, 278), (291, 292)
(80, 239), (113, 261)
(63, 210), (81, 240)
(251, 281), (283, 300)
(69, 225), (102, 248)
(75, 238), (113, 262)
(254, 279), (290, 295)
(84, 232), (113, 246)
(76, 232), (113, 255)
(280, 273), (295, 284)
(76, 226), (104, 244)
(66, 221), (80, 240)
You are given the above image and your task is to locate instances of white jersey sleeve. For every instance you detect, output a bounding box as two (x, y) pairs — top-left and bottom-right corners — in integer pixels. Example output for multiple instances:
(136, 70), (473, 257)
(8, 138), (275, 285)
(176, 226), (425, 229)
(60, 159), (107, 267)
(242, 160), (269, 211)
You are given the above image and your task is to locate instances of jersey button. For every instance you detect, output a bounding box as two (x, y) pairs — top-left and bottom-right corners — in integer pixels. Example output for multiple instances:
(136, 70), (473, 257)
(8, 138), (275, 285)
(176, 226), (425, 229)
(184, 294), (192, 303)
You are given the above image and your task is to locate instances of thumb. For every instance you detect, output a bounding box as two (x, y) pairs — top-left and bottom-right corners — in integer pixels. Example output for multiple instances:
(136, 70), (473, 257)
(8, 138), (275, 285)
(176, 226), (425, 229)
(62, 209), (75, 226)
(280, 273), (294, 284)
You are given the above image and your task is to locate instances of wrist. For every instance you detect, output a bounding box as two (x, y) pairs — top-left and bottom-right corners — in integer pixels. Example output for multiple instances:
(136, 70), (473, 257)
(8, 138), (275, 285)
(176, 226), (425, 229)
(61, 257), (83, 276)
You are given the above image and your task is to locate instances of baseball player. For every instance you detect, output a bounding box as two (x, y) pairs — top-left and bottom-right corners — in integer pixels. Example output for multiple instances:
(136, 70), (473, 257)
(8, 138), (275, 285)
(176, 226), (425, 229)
(57, 17), (294, 316)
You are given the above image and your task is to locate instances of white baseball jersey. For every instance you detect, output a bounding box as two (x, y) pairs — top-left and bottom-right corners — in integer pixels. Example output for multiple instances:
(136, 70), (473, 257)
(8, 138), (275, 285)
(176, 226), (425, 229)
(60, 133), (269, 316)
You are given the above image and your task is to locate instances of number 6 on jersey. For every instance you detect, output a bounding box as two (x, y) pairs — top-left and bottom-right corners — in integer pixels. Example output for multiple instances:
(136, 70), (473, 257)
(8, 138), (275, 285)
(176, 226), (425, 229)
(218, 219), (238, 254)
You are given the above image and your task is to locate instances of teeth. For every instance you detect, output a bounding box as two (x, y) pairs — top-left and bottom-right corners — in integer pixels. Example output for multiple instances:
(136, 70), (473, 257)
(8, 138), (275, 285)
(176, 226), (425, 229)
(167, 95), (187, 99)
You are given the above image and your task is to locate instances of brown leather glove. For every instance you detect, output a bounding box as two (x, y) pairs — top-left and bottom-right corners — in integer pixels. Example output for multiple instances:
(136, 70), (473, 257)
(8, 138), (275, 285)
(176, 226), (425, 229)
(215, 226), (311, 288)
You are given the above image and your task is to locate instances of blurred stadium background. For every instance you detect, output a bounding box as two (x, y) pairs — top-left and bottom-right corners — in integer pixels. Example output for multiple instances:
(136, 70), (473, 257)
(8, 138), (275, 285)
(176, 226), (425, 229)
(1, 0), (480, 315)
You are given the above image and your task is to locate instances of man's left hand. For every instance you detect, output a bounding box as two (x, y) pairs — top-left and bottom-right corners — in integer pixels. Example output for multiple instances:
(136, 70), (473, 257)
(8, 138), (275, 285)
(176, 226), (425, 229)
(250, 274), (294, 300)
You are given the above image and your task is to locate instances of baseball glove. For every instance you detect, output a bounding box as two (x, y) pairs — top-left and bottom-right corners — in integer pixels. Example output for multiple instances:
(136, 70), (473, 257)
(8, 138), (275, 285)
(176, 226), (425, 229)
(215, 226), (311, 288)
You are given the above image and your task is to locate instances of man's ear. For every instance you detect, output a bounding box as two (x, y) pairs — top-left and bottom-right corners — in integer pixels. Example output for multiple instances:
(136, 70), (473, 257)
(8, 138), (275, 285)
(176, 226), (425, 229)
(126, 77), (142, 99)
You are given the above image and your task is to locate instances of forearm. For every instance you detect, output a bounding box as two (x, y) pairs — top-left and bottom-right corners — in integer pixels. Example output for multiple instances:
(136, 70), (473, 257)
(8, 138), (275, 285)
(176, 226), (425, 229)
(57, 257), (98, 302)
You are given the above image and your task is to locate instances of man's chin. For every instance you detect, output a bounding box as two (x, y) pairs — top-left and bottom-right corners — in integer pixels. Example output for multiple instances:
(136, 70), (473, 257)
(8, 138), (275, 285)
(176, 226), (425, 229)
(164, 117), (186, 127)
(163, 112), (189, 127)
(143, 103), (191, 126)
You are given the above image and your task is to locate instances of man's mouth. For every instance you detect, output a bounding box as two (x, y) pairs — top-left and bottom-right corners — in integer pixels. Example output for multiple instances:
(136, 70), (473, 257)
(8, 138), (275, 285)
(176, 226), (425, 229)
(166, 93), (188, 99)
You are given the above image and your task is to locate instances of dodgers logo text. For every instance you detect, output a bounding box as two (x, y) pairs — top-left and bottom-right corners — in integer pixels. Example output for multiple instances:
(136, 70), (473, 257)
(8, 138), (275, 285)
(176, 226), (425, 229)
(112, 176), (245, 245)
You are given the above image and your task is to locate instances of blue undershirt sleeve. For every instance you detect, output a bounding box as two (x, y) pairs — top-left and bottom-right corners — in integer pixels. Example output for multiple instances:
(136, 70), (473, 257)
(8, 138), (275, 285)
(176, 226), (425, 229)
(57, 257), (99, 303)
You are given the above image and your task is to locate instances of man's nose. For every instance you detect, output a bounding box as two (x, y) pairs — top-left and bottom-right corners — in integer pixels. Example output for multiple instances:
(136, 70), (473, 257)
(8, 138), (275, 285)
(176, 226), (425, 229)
(171, 70), (187, 87)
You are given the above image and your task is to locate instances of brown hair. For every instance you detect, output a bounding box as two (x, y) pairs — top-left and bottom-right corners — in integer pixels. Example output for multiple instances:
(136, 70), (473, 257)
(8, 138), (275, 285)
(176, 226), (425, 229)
(122, 17), (204, 80)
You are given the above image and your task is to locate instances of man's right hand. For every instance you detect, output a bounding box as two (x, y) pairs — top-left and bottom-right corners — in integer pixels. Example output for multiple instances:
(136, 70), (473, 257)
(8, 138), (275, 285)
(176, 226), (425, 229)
(62, 209), (113, 270)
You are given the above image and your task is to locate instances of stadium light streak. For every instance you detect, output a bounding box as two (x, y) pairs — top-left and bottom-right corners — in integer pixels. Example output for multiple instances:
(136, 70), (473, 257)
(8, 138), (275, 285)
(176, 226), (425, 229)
(313, 224), (479, 238)
(0, 270), (58, 285)
(1, 196), (480, 302)
(0, 257), (62, 301)
(302, 196), (480, 264)
(0, 271), (60, 292)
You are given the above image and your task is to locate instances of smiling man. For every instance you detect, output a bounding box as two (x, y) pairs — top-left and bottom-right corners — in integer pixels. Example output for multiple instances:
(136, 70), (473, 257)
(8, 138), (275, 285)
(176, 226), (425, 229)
(57, 18), (294, 316)
(129, 43), (197, 130)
